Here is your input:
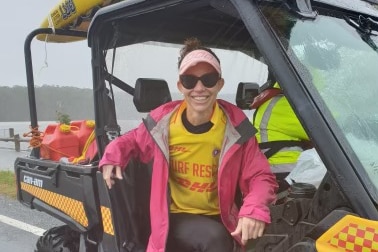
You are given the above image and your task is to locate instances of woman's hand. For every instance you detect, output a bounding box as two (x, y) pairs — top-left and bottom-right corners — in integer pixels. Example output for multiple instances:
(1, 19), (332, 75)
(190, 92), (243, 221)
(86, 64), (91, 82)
(230, 217), (265, 245)
(102, 164), (123, 189)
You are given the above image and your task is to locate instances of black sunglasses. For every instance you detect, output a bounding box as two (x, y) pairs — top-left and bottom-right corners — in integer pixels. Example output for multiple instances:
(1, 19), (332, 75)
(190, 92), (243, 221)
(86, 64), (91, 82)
(179, 72), (220, 89)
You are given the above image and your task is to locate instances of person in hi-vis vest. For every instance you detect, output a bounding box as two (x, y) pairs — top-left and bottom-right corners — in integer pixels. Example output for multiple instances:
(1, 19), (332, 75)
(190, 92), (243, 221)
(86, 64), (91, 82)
(251, 82), (312, 188)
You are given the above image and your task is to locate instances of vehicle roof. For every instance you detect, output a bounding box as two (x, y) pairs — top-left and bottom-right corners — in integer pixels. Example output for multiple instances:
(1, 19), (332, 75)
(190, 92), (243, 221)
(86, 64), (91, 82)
(87, 0), (256, 53)
(87, 0), (378, 51)
(317, 0), (378, 17)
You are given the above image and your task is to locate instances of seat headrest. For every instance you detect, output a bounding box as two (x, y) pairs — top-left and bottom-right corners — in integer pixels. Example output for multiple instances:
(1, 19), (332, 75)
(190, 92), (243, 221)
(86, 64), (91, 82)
(235, 82), (260, 110)
(133, 78), (172, 112)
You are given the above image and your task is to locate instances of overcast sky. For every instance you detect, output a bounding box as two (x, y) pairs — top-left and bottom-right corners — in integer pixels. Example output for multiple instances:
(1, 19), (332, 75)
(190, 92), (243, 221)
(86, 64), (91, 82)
(0, 0), (92, 88)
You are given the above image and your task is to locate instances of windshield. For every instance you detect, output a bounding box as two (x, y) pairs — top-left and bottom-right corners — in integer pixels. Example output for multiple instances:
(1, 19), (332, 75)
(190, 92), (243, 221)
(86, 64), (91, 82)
(261, 2), (378, 199)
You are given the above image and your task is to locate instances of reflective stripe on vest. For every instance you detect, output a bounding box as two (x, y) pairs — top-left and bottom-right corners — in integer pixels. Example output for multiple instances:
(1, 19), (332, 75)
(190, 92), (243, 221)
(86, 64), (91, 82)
(258, 95), (304, 166)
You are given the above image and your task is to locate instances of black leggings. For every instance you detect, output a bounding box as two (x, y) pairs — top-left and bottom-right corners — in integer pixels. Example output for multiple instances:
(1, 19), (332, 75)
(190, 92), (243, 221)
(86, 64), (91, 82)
(166, 213), (234, 252)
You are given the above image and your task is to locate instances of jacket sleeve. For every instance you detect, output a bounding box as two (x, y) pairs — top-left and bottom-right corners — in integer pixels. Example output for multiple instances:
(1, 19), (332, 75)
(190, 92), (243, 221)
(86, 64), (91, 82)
(98, 122), (154, 170)
(238, 136), (278, 223)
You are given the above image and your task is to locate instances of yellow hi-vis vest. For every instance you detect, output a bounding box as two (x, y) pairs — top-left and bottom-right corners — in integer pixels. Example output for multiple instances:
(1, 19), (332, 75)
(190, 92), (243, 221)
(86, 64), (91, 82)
(253, 84), (309, 173)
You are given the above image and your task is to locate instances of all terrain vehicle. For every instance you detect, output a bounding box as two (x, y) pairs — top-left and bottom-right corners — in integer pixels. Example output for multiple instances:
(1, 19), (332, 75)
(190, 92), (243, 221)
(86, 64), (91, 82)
(15, 0), (378, 251)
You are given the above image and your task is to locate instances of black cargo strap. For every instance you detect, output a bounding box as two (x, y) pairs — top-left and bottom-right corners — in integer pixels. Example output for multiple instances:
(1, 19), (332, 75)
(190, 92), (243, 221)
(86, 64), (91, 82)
(259, 140), (312, 159)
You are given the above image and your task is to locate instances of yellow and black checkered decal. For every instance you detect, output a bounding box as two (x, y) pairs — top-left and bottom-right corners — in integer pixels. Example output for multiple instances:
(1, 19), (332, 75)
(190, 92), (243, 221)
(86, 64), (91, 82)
(21, 182), (89, 227)
(316, 214), (378, 252)
(100, 206), (114, 235)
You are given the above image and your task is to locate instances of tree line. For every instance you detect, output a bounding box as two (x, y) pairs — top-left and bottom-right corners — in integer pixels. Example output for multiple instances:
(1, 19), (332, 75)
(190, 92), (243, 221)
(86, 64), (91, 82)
(0, 85), (236, 122)
(0, 85), (129, 122)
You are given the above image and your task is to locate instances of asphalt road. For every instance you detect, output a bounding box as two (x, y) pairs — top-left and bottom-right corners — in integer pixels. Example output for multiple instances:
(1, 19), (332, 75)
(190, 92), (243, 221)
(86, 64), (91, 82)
(0, 195), (64, 252)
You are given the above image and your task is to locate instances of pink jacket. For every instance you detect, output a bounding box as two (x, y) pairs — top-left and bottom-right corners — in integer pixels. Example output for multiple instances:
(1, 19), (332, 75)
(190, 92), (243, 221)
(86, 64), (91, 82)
(99, 99), (277, 252)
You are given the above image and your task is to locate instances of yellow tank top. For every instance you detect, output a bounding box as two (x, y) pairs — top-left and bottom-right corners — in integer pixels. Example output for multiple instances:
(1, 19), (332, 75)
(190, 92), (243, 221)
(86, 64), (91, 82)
(169, 101), (226, 215)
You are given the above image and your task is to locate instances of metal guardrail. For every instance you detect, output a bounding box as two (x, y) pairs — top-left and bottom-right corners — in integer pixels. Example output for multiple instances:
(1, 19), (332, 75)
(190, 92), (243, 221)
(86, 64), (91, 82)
(0, 128), (29, 152)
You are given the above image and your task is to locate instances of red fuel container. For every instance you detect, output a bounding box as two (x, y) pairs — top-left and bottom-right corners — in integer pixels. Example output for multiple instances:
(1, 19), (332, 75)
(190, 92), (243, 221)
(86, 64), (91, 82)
(40, 123), (80, 161)
(70, 120), (95, 154)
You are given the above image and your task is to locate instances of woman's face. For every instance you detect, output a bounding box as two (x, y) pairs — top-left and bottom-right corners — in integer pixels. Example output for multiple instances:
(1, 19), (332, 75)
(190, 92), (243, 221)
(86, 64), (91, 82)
(177, 62), (224, 117)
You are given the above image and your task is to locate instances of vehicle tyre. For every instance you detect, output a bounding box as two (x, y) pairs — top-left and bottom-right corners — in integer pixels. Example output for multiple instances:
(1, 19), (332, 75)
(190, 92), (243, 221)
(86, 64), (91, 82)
(35, 225), (80, 252)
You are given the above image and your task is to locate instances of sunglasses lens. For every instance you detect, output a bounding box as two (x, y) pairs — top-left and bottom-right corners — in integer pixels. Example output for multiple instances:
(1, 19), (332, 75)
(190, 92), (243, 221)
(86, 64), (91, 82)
(201, 73), (219, 88)
(180, 73), (220, 89)
(180, 75), (198, 89)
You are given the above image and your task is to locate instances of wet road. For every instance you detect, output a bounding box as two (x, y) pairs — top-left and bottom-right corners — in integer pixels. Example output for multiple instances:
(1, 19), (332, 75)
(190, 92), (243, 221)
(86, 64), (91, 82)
(0, 195), (64, 251)
(0, 221), (39, 251)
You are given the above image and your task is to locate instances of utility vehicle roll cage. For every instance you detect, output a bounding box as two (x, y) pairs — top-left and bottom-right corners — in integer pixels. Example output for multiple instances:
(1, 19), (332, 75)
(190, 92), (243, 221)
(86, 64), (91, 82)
(19, 0), (378, 251)
(86, 0), (378, 216)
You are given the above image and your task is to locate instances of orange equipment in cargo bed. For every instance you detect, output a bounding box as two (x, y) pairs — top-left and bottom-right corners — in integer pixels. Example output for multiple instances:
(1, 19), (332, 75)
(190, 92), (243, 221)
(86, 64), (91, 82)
(40, 123), (80, 161)
(70, 120), (98, 164)
(70, 120), (95, 154)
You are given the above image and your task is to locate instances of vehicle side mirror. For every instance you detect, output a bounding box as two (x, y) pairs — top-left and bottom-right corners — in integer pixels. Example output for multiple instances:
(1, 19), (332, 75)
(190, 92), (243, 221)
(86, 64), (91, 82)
(133, 78), (172, 112)
(235, 82), (260, 110)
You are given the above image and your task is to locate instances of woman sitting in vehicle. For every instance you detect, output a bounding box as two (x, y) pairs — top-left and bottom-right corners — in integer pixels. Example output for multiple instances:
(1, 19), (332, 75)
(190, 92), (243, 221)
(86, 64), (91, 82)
(99, 37), (277, 252)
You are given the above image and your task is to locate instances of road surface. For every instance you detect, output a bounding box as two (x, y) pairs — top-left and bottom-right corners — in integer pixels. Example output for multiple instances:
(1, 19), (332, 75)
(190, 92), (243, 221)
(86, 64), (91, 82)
(0, 195), (64, 251)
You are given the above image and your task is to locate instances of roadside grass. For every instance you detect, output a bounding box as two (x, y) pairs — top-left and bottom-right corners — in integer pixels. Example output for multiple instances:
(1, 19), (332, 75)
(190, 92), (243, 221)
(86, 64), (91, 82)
(0, 171), (17, 199)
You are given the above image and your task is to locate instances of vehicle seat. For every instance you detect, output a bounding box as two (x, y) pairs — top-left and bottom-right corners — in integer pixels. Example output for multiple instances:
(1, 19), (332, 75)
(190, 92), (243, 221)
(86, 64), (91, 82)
(133, 78), (172, 112)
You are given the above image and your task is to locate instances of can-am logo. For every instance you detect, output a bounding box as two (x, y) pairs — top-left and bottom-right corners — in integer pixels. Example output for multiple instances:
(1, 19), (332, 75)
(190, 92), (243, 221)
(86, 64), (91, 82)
(23, 175), (43, 188)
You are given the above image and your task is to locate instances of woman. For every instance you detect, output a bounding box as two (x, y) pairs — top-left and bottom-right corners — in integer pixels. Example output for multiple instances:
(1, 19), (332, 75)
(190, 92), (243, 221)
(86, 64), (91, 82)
(100, 37), (277, 252)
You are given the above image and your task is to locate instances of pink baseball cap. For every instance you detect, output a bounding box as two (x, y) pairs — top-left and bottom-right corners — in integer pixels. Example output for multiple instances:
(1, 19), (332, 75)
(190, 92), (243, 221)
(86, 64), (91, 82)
(179, 49), (221, 75)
